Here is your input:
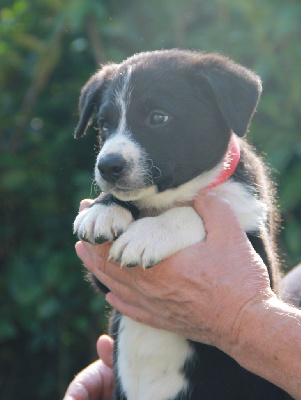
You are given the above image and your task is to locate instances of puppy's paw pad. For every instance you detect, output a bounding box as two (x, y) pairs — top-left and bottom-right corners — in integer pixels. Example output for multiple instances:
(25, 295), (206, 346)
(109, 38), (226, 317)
(125, 262), (140, 268)
(94, 235), (111, 244)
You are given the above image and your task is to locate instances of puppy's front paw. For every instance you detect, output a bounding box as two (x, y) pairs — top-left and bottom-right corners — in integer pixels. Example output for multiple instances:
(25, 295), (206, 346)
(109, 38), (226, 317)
(109, 208), (206, 269)
(73, 203), (133, 245)
(108, 219), (159, 268)
(108, 219), (175, 268)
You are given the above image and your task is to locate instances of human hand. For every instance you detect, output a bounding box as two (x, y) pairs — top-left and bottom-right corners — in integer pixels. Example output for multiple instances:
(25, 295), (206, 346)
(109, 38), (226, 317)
(75, 192), (275, 356)
(63, 334), (114, 400)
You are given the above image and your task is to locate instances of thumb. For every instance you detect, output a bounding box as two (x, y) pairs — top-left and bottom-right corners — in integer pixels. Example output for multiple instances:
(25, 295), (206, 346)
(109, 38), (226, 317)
(193, 191), (244, 243)
(79, 199), (93, 212)
(97, 335), (114, 369)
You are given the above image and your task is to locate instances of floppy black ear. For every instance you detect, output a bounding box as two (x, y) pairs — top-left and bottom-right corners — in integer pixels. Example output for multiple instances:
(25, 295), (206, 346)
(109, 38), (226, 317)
(196, 55), (262, 137)
(74, 65), (117, 139)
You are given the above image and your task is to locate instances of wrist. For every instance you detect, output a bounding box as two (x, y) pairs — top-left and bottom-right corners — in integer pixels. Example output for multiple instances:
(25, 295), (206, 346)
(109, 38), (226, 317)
(229, 295), (301, 397)
(230, 294), (279, 368)
(214, 286), (275, 360)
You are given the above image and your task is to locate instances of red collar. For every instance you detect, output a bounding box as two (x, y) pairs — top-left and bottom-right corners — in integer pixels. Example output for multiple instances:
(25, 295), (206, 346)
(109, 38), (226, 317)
(207, 133), (240, 189)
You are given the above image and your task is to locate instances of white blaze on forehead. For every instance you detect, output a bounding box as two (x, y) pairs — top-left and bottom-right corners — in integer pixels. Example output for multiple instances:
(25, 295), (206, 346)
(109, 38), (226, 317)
(114, 66), (133, 135)
(95, 67), (147, 189)
(95, 66), (153, 194)
(99, 131), (141, 159)
(97, 67), (137, 159)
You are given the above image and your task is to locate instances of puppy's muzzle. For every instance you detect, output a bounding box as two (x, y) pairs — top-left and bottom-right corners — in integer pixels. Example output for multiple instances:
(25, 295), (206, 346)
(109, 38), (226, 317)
(97, 154), (126, 182)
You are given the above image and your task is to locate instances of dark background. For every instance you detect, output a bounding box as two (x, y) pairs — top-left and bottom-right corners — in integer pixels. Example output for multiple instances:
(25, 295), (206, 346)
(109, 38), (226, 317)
(1, 0), (301, 398)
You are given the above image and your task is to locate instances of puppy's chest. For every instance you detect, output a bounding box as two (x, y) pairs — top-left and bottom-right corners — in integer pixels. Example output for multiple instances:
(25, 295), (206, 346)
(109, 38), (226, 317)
(117, 316), (192, 400)
(137, 200), (194, 218)
(116, 181), (267, 399)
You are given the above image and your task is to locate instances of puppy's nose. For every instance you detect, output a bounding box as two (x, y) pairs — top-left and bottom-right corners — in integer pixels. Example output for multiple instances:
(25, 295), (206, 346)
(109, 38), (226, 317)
(97, 154), (126, 182)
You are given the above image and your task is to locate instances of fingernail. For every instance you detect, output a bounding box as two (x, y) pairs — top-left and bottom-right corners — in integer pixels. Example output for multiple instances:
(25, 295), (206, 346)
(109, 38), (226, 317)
(105, 292), (113, 305)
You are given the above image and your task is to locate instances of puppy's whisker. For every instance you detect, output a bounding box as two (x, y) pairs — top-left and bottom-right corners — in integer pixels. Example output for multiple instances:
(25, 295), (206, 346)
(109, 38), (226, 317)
(90, 179), (100, 197)
(146, 158), (154, 169)
(142, 158), (154, 185)
(145, 158), (162, 180)
(151, 165), (162, 180)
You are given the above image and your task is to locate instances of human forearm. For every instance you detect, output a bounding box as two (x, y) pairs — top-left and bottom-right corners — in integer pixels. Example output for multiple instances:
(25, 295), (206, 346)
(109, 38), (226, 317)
(232, 297), (301, 399)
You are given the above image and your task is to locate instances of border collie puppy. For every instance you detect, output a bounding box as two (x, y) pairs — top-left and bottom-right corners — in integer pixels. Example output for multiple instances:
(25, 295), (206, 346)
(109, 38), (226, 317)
(73, 50), (291, 399)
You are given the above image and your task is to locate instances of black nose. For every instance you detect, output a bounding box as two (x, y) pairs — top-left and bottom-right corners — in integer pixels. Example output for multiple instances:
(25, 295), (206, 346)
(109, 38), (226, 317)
(97, 154), (126, 182)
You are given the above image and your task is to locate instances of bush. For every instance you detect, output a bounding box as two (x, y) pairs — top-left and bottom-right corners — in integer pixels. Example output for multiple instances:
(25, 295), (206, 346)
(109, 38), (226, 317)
(1, 0), (301, 398)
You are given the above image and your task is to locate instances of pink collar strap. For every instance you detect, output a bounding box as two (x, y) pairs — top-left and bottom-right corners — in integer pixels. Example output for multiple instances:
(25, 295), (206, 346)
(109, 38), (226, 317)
(207, 133), (240, 189)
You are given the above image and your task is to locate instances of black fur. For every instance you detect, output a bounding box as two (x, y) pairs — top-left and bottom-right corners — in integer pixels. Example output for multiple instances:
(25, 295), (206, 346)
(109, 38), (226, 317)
(179, 341), (290, 400)
(94, 194), (140, 220)
(75, 50), (261, 192)
(75, 50), (290, 399)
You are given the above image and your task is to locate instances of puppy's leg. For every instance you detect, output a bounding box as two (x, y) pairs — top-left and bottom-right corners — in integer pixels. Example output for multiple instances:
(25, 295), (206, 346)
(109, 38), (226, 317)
(73, 194), (138, 245)
(109, 207), (206, 268)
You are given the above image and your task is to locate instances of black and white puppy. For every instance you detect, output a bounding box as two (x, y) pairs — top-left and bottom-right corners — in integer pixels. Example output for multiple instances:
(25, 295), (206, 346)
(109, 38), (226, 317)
(73, 50), (291, 400)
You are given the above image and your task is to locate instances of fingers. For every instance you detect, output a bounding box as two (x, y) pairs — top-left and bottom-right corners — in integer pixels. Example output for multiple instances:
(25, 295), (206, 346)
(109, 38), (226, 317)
(75, 241), (95, 269)
(75, 241), (139, 304)
(97, 335), (114, 369)
(75, 241), (113, 278)
(76, 239), (138, 285)
(79, 199), (93, 212)
(106, 292), (157, 328)
(194, 191), (245, 243)
(75, 241), (118, 289)
(64, 359), (113, 400)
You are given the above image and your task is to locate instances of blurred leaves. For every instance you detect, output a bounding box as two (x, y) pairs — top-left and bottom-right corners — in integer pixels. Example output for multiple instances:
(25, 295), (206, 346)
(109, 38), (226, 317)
(1, 0), (301, 399)
(280, 163), (301, 210)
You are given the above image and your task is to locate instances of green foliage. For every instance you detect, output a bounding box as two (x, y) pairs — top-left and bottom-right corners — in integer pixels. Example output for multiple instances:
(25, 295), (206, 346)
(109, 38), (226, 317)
(1, 0), (301, 398)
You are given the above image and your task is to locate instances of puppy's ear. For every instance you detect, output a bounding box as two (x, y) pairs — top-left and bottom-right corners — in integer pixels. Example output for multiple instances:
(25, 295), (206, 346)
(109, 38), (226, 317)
(74, 65), (117, 139)
(196, 55), (262, 137)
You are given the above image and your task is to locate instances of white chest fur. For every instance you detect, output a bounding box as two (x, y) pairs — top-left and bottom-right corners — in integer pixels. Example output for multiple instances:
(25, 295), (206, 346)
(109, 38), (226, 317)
(117, 180), (267, 400)
(118, 316), (191, 400)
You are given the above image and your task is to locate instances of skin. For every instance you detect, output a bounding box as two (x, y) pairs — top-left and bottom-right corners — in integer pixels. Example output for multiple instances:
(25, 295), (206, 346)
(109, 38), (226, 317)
(281, 264), (301, 306)
(64, 334), (114, 400)
(67, 192), (301, 399)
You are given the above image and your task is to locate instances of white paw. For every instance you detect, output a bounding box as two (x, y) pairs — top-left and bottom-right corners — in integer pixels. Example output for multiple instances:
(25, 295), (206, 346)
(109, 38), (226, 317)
(73, 203), (134, 245)
(109, 208), (206, 268)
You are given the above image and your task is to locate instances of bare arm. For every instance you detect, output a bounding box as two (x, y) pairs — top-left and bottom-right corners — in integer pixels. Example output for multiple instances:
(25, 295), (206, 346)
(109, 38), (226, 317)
(281, 264), (301, 307)
(75, 192), (301, 398)
(233, 296), (301, 398)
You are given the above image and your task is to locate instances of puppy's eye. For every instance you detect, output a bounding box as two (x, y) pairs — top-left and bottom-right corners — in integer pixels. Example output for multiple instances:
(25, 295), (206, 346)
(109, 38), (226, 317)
(149, 112), (169, 126)
(99, 118), (109, 132)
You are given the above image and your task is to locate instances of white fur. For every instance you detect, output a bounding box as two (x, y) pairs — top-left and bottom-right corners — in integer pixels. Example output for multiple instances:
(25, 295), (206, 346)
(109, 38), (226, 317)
(113, 179), (267, 400)
(74, 169), (267, 400)
(214, 180), (267, 232)
(73, 203), (133, 244)
(76, 55), (269, 400)
(78, 69), (267, 397)
(109, 206), (206, 268)
(96, 131), (140, 164)
(74, 177), (267, 400)
(95, 132), (151, 195)
(74, 179), (266, 268)
(133, 165), (222, 210)
(132, 178), (267, 231)
(94, 68), (154, 195)
(118, 316), (191, 400)
(114, 66), (132, 134)
(95, 67), (137, 174)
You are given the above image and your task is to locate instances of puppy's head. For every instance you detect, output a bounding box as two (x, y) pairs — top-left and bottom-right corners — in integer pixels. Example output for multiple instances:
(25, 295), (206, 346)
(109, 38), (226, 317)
(75, 50), (262, 201)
